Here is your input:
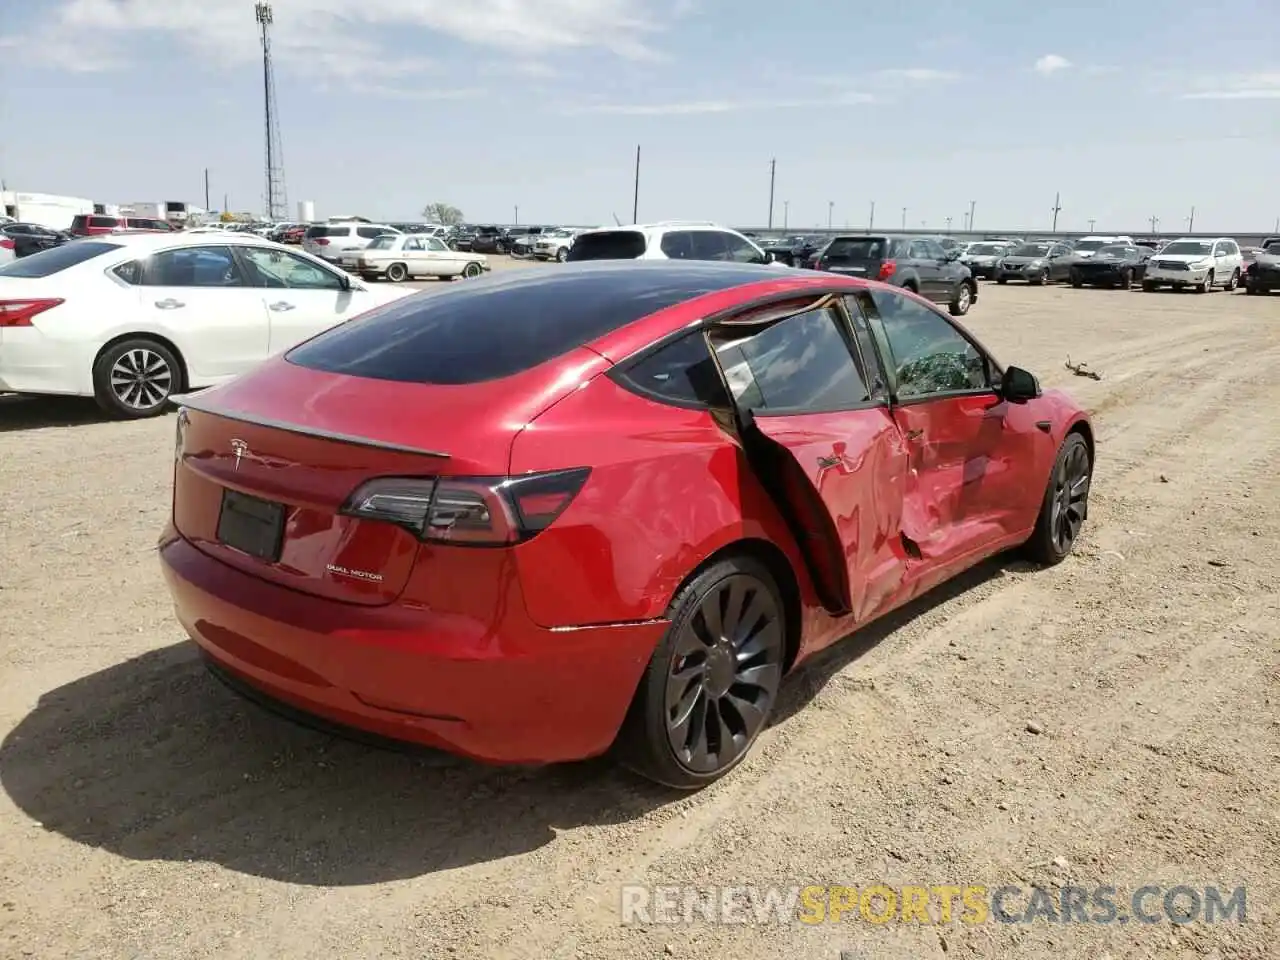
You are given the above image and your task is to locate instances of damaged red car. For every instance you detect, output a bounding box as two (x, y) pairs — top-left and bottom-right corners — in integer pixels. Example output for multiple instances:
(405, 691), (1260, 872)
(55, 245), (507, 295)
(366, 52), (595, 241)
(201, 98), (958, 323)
(160, 261), (1093, 788)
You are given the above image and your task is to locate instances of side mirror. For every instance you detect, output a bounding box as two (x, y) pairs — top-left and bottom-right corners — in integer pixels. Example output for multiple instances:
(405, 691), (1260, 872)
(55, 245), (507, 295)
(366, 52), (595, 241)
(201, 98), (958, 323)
(1000, 365), (1041, 402)
(337, 271), (352, 292)
(764, 250), (776, 263)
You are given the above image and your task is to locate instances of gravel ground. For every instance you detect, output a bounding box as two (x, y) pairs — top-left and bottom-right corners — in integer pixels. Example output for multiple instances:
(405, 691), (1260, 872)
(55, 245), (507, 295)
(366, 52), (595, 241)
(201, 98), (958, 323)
(0, 274), (1277, 960)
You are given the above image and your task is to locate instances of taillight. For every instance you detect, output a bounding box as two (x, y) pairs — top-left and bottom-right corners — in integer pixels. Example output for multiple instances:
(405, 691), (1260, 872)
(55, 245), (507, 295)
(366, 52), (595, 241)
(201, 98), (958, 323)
(314, 237), (330, 245)
(342, 468), (590, 546)
(0, 298), (64, 327)
(0, 238), (14, 250)
(878, 260), (897, 281)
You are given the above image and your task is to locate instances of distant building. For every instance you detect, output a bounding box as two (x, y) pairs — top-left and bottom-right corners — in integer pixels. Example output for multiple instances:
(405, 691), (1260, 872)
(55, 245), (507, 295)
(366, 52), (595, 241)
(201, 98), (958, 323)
(1, 190), (96, 230)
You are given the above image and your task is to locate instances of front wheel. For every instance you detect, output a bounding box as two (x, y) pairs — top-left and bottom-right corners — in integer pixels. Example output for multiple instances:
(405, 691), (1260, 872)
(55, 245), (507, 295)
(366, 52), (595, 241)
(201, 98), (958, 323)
(1024, 432), (1092, 566)
(555, 247), (569, 263)
(1196, 271), (1213, 293)
(462, 261), (483, 279)
(92, 338), (182, 419)
(948, 281), (973, 316)
(1119, 268), (1133, 288)
(996, 276), (1008, 285)
(615, 555), (787, 789)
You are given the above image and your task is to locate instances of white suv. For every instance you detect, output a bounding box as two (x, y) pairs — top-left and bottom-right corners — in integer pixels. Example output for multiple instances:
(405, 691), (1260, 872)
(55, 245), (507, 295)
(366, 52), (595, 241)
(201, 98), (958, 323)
(565, 221), (782, 266)
(302, 222), (401, 264)
(1143, 237), (1244, 293)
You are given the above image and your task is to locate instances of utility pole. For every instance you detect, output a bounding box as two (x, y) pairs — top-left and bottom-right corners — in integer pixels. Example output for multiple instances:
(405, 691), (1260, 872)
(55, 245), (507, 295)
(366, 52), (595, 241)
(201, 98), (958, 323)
(968, 199), (976, 234)
(514, 205), (519, 225)
(827, 201), (834, 230)
(767, 158), (776, 230)
(901, 207), (907, 230)
(783, 200), (789, 230)
(256, 3), (287, 221)
(1051, 192), (1062, 233)
(204, 168), (210, 212)
(223, 192), (228, 215)
(945, 216), (952, 234)
(868, 201), (875, 232)
(1187, 205), (1195, 232)
(1149, 215), (1160, 234)
(631, 145), (640, 223)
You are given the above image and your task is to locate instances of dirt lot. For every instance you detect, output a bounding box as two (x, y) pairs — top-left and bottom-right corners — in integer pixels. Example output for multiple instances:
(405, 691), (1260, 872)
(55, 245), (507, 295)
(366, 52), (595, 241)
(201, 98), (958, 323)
(1, 273), (1277, 960)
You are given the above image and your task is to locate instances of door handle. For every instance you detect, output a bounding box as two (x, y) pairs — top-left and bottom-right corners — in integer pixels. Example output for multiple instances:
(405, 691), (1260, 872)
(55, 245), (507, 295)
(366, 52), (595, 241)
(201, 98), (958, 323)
(268, 301), (296, 311)
(153, 298), (185, 309)
(904, 428), (925, 441)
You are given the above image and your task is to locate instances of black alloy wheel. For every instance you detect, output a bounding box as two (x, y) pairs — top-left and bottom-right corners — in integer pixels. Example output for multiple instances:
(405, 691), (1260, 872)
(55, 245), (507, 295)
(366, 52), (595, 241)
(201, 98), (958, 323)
(617, 556), (786, 788)
(1025, 433), (1092, 565)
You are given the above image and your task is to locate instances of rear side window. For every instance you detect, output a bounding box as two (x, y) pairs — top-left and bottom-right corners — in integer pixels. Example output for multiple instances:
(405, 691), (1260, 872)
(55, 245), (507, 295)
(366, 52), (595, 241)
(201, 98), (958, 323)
(567, 231), (647, 261)
(615, 333), (730, 408)
(305, 225), (339, 238)
(89, 216), (120, 228)
(287, 268), (754, 385)
(0, 241), (122, 278)
(711, 306), (872, 413)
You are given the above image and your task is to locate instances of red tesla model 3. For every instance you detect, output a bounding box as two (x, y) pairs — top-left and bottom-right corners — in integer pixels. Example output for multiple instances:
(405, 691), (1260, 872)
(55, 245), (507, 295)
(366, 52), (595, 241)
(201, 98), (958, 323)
(159, 261), (1093, 788)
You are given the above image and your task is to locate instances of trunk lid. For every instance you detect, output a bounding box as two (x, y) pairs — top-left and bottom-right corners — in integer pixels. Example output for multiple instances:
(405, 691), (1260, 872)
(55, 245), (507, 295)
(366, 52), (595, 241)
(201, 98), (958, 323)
(172, 349), (610, 605)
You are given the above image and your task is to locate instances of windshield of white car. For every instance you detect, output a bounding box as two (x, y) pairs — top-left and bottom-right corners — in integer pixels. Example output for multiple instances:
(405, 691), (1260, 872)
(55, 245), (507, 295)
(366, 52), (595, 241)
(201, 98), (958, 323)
(0, 241), (123, 277)
(366, 236), (397, 250)
(966, 244), (1004, 255)
(1073, 239), (1109, 251)
(1011, 244), (1051, 257)
(1096, 245), (1130, 257)
(1159, 241), (1212, 256)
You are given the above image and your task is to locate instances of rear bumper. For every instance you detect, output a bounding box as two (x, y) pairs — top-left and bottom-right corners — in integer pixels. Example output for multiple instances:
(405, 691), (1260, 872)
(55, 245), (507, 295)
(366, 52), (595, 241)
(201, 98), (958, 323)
(0, 329), (93, 396)
(158, 528), (664, 765)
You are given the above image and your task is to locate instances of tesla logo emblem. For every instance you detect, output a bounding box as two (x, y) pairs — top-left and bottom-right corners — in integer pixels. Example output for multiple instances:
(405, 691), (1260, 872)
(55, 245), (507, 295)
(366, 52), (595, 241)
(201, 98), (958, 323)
(230, 438), (248, 470)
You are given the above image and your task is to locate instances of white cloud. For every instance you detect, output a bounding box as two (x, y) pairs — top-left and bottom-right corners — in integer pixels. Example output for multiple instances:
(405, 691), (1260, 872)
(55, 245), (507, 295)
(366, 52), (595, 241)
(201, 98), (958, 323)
(1181, 71), (1280, 100)
(562, 92), (876, 116)
(0, 0), (669, 80)
(1033, 54), (1072, 76)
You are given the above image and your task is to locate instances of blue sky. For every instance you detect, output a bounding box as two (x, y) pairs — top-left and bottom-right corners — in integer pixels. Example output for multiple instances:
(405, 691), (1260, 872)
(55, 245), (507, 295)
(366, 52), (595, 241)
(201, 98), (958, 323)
(1, 0), (1278, 232)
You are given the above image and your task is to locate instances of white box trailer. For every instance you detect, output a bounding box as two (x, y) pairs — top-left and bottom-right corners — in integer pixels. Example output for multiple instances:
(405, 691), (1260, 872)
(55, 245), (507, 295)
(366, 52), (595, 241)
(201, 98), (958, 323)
(0, 191), (95, 230)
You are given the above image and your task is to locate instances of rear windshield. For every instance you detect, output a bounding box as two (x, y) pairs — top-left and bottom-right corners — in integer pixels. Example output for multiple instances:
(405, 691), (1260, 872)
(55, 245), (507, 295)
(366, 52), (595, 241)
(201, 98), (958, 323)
(823, 237), (888, 261)
(366, 235), (397, 250)
(287, 265), (768, 385)
(0, 241), (122, 278)
(566, 231), (647, 261)
(305, 225), (342, 238)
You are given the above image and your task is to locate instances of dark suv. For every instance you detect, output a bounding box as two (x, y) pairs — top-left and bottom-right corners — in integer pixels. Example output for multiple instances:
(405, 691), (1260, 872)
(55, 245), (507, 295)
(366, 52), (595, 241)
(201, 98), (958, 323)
(812, 235), (977, 316)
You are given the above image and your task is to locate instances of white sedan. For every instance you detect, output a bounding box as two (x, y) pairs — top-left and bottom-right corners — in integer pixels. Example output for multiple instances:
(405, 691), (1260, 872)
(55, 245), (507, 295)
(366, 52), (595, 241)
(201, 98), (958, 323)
(0, 232), (414, 418)
(354, 233), (489, 281)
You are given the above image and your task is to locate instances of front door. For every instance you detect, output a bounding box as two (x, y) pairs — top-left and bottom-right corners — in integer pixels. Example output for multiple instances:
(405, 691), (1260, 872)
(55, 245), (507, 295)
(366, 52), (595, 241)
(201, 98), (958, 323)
(236, 246), (368, 354)
(859, 287), (1047, 572)
(703, 297), (909, 624)
(137, 244), (270, 381)
(423, 236), (462, 275)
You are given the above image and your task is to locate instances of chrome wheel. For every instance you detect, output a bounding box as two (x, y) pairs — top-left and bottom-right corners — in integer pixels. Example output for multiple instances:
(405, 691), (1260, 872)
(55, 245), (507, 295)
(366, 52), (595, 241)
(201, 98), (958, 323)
(110, 347), (173, 411)
(664, 573), (783, 775)
(1049, 440), (1090, 554)
(956, 284), (971, 311)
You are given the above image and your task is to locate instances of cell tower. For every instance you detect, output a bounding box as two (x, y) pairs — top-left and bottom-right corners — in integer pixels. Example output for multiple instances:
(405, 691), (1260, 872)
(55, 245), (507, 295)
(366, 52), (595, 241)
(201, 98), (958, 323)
(256, 2), (288, 220)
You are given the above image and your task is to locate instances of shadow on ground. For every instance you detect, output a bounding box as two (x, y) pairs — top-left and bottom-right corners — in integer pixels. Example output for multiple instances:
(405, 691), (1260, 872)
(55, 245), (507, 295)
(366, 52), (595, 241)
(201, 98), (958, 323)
(0, 556), (1021, 886)
(0, 395), (111, 432)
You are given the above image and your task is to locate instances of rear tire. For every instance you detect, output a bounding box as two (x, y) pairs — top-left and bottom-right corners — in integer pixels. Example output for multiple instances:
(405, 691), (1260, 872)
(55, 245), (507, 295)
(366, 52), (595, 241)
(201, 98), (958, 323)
(1070, 270), (1083, 288)
(1224, 268), (1239, 291)
(1024, 432), (1092, 566)
(615, 554), (787, 789)
(1142, 280), (1156, 292)
(996, 277), (1008, 285)
(948, 281), (973, 316)
(92, 338), (182, 420)
(386, 262), (408, 282)
(1196, 271), (1213, 293)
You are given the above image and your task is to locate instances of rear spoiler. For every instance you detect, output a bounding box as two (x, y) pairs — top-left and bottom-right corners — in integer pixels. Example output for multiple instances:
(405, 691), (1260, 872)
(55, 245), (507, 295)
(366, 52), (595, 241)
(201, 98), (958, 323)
(169, 389), (450, 459)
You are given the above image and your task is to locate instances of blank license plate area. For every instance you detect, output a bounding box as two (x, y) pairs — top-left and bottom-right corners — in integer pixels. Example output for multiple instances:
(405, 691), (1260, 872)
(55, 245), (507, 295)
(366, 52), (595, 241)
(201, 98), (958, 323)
(217, 489), (285, 561)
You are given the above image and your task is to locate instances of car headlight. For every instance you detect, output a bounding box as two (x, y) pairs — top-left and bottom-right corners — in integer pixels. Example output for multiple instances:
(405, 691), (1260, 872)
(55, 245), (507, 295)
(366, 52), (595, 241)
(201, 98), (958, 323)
(1029, 260), (1044, 268)
(1191, 259), (1211, 269)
